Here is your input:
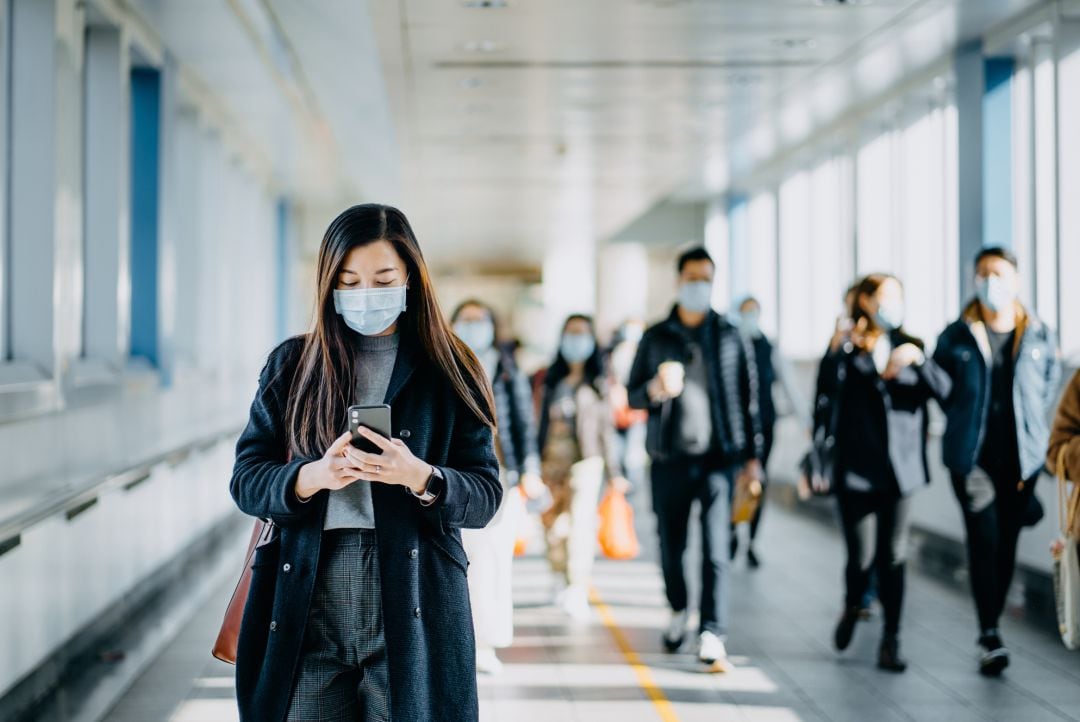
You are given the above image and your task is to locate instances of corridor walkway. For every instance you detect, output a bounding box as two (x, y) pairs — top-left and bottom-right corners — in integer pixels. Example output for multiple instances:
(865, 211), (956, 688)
(106, 498), (1080, 722)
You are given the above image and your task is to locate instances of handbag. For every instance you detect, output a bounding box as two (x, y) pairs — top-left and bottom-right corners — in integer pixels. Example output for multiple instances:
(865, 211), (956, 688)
(1053, 444), (1080, 651)
(799, 358), (847, 496)
(731, 466), (764, 524)
(212, 517), (276, 664)
(597, 488), (640, 560)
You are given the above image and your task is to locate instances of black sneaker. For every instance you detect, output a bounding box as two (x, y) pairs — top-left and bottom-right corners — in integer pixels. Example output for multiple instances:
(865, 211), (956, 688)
(834, 605), (861, 651)
(878, 635), (908, 673)
(747, 547), (761, 569)
(978, 630), (1010, 677)
(729, 536), (738, 561)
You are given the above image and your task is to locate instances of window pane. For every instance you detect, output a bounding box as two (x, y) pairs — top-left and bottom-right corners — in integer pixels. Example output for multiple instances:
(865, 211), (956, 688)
(779, 172), (813, 357)
(856, 131), (896, 274)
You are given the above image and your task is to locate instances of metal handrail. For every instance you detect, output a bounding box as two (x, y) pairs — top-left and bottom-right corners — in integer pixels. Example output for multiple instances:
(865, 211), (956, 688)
(0, 424), (244, 547)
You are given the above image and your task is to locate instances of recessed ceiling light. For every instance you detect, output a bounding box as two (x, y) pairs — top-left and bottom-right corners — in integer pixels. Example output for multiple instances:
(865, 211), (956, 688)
(462, 0), (509, 8)
(461, 40), (502, 53)
(772, 37), (818, 50)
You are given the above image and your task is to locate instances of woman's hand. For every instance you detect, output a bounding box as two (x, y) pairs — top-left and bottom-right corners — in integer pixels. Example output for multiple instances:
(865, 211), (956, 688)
(344, 426), (433, 494)
(609, 475), (632, 494)
(295, 431), (363, 501)
(882, 343), (925, 380)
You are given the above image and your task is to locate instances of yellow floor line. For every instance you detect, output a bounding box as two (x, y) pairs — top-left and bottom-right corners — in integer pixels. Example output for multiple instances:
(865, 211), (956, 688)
(589, 586), (681, 722)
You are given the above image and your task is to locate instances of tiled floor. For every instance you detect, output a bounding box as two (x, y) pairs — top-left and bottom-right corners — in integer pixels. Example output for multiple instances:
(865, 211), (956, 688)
(106, 494), (1080, 722)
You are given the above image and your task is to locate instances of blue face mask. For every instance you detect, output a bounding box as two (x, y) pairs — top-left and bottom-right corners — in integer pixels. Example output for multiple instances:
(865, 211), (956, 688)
(737, 310), (761, 337)
(678, 281), (713, 313)
(975, 275), (1015, 313)
(454, 319), (495, 353)
(875, 301), (904, 332)
(333, 283), (407, 336)
(560, 332), (595, 363)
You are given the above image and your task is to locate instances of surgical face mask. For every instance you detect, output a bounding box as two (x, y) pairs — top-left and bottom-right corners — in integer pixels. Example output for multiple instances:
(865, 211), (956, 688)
(875, 301), (904, 332)
(678, 280), (713, 313)
(737, 310), (761, 337)
(333, 283), (407, 336)
(975, 275), (1015, 313)
(560, 332), (595, 363)
(621, 324), (644, 345)
(454, 319), (495, 353)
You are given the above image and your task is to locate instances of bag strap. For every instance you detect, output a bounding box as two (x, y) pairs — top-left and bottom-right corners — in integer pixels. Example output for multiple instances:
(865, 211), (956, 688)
(1059, 443), (1072, 537)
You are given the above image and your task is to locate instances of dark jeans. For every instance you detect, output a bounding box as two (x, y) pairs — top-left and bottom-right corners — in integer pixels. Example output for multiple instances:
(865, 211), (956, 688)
(951, 467), (1037, 633)
(652, 457), (735, 636)
(836, 490), (912, 637)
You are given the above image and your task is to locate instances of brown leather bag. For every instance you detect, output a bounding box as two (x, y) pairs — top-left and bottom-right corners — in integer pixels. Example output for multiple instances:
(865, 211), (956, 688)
(212, 518), (276, 664)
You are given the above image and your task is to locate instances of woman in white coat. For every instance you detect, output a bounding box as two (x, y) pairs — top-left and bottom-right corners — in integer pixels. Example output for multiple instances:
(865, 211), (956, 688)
(451, 300), (547, 674)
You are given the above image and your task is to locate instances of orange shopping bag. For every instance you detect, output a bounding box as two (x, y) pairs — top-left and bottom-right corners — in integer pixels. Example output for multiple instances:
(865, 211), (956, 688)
(597, 488), (640, 560)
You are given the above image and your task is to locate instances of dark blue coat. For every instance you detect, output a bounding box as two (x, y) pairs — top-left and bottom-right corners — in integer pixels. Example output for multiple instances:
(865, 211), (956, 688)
(626, 307), (765, 465)
(933, 302), (1061, 479)
(230, 334), (502, 722)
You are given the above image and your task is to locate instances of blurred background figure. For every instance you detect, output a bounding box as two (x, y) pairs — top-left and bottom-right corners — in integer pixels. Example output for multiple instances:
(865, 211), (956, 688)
(451, 300), (547, 676)
(537, 314), (629, 620)
(934, 247), (1061, 676)
(606, 319), (650, 502)
(817, 273), (951, 673)
(627, 247), (765, 671)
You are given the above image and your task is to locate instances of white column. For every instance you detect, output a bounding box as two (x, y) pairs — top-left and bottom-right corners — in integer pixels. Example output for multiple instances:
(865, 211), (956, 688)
(83, 24), (130, 363)
(704, 198), (730, 311)
(596, 243), (648, 340)
(1056, 19), (1080, 354)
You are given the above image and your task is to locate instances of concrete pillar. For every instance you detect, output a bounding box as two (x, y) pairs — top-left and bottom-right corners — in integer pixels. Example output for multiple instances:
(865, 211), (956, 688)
(955, 41), (984, 304)
(83, 24), (130, 363)
(1056, 17), (1080, 352)
(8, 0), (84, 373)
(597, 242), (648, 341)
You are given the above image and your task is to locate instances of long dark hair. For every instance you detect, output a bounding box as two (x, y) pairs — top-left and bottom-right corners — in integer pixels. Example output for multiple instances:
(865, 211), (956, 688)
(544, 314), (605, 392)
(850, 273), (905, 353)
(285, 204), (495, 458)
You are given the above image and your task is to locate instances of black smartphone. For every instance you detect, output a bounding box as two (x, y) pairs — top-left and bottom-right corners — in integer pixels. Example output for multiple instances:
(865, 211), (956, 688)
(348, 404), (392, 454)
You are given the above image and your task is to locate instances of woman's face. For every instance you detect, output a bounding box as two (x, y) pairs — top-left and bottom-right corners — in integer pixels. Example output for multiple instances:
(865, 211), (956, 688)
(456, 303), (490, 324)
(563, 317), (593, 338)
(862, 277), (903, 317)
(336, 240), (407, 290)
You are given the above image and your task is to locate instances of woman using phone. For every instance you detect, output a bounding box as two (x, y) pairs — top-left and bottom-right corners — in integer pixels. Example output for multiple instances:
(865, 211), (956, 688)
(230, 204), (501, 722)
(816, 274), (950, 672)
(537, 314), (629, 619)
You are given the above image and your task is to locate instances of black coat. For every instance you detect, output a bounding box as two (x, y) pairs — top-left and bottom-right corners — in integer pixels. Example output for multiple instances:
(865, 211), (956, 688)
(626, 306), (764, 465)
(230, 334), (502, 722)
(933, 301), (1061, 479)
(815, 330), (951, 496)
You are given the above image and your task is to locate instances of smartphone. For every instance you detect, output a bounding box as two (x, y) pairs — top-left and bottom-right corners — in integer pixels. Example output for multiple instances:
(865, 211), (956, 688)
(347, 404), (392, 455)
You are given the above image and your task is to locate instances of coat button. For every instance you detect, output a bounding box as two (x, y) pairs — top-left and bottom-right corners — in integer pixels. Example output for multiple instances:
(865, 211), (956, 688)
(270, 621), (278, 631)
(283, 563), (291, 572)
(409, 549), (418, 559)
(414, 607), (422, 618)
(400, 429), (411, 438)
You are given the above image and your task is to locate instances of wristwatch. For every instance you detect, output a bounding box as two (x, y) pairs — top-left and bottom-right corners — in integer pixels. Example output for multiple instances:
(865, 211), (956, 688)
(410, 465), (442, 506)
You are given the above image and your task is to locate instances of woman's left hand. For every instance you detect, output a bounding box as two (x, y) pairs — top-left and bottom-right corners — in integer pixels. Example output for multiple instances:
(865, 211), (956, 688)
(344, 426), (433, 494)
(882, 343), (925, 380)
(609, 475), (632, 494)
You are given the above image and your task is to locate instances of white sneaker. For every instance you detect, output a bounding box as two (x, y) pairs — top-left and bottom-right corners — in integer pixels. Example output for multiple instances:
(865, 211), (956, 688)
(663, 609), (689, 652)
(560, 584), (591, 620)
(476, 647), (504, 676)
(697, 631), (729, 668)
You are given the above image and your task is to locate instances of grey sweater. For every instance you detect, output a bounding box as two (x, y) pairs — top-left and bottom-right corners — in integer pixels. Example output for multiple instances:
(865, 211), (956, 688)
(324, 331), (399, 529)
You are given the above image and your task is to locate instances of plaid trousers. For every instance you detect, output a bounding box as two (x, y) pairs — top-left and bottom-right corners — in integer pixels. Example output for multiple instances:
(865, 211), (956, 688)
(286, 528), (391, 722)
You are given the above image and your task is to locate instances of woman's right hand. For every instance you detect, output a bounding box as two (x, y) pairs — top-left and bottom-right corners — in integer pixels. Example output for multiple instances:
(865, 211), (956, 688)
(295, 431), (363, 501)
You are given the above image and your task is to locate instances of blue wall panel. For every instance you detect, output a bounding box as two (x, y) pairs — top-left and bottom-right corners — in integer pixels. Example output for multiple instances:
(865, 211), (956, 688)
(983, 57), (1014, 249)
(129, 68), (161, 367)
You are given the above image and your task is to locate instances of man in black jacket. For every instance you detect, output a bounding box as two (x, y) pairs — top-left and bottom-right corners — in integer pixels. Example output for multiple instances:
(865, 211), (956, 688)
(627, 247), (764, 671)
(933, 246), (1061, 676)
